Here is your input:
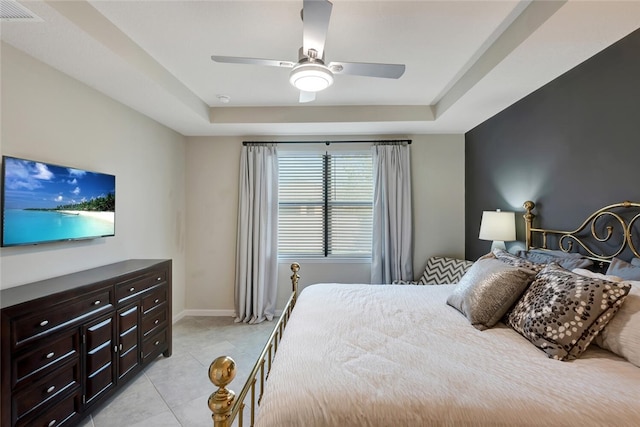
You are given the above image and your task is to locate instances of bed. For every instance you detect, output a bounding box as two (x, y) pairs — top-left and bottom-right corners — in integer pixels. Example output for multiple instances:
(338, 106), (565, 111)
(208, 200), (640, 427)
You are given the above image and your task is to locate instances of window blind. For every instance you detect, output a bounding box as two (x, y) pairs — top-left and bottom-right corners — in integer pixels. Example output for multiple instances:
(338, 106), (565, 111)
(278, 153), (373, 258)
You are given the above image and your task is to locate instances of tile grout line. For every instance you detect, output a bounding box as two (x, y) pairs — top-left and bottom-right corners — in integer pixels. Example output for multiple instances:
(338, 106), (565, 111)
(143, 370), (185, 426)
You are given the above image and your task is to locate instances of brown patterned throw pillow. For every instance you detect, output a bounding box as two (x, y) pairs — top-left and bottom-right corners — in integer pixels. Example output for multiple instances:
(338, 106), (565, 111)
(506, 263), (631, 361)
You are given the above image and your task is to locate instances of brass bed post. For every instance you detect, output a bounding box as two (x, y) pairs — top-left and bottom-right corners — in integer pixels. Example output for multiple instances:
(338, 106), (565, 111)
(523, 201), (536, 250)
(209, 262), (301, 427)
(208, 356), (236, 427)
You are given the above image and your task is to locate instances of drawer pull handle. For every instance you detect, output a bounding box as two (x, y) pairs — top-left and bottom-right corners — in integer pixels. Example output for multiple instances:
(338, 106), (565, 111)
(129, 287), (135, 292)
(40, 320), (49, 327)
(155, 340), (160, 346)
(120, 344), (123, 351)
(157, 277), (162, 281)
(48, 420), (57, 427)
(154, 298), (160, 304)
(46, 385), (56, 394)
(93, 300), (101, 305)
(45, 352), (55, 359)
(154, 319), (159, 325)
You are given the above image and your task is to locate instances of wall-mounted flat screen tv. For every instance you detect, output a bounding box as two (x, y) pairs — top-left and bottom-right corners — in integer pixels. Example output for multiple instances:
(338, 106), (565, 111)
(1, 156), (115, 247)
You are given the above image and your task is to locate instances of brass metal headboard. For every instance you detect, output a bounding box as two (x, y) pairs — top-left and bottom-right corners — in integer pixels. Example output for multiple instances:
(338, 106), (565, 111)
(523, 200), (640, 261)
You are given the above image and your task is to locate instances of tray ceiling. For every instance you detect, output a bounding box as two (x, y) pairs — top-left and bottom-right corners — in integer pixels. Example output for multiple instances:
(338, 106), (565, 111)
(1, 0), (639, 136)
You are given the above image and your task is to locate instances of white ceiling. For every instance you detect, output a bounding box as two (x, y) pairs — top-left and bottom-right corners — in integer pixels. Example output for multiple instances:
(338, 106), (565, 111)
(1, 0), (639, 137)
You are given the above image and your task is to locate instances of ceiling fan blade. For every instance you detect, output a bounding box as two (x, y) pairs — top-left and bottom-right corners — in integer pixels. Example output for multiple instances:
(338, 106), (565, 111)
(302, 0), (333, 59)
(329, 61), (406, 79)
(299, 91), (316, 103)
(211, 55), (295, 68)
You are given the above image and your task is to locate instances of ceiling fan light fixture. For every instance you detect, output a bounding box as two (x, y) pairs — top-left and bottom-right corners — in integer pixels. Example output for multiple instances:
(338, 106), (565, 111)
(289, 63), (334, 92)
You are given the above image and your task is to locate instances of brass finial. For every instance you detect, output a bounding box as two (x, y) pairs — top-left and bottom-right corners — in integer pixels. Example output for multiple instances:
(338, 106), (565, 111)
(523, 201), (536, 222)
(523, 200), (535, 212)
(208, 356), (236, 427)
(290, 262), (300, 301)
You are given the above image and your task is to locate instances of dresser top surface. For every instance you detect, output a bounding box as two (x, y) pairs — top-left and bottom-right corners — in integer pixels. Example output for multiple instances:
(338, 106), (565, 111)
(1, 259), (171, 309)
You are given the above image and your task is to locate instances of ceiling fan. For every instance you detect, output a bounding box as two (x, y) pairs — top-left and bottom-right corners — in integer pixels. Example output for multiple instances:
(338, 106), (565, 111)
(211, 0), (406, 103)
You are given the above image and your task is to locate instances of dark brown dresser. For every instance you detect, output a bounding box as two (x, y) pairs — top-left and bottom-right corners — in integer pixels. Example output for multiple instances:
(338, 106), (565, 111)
(1, 259), (172, 427)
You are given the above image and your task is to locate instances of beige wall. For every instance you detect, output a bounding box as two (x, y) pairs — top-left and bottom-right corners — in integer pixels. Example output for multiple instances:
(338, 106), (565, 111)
(411, 134), (467, 271)
(0, 43), (188, 318)
(184, 134), (465, 314)
(0, 43), (465, 319)
(184, 136), (243, 314)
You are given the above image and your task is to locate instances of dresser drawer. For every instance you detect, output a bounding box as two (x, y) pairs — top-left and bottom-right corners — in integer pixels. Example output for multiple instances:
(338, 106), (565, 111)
(16, 390), (81, 427)
(142, 329), (168, 363)
(14, 361), (80, 422)
(141, 305), (167, 338)
(116, 269), (167, 304)
(12, 289), (113, 349)
(13, 330), (79, 389)
(141, 285), (167, 314)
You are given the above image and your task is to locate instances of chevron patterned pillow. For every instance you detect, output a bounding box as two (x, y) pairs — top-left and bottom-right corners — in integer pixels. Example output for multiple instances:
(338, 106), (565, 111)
(419, 256), (474, 285)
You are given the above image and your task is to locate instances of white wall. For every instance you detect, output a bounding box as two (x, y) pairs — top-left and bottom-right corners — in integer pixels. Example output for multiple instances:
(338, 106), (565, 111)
(185, 134), (465, 313)
(0, 43), (187, 317)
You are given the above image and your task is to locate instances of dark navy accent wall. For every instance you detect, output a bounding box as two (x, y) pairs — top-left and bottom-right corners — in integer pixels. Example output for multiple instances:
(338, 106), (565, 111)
(465, 28), (640, 260)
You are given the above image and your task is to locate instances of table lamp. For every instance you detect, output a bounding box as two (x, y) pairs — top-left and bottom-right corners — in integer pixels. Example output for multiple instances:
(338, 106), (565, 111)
(479, 210), (516, 251)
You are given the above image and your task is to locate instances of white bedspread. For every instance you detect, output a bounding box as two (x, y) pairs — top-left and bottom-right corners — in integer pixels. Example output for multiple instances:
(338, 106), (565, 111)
(255, 283), (640, 427)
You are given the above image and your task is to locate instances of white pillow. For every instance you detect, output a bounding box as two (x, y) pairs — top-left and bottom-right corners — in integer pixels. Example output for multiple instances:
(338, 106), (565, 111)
(572, 268), (623, 282)
(573, 268), (640, 367)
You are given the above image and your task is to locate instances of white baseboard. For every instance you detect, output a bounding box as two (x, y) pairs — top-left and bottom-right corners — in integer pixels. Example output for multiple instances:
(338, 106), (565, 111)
(172, 311), (188, 324)
(173, 309), (234, 323)
(173, 308), (284, 323)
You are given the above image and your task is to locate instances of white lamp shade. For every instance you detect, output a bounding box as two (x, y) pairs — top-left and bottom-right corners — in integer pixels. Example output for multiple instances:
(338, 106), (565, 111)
(479, 210), (516, 242)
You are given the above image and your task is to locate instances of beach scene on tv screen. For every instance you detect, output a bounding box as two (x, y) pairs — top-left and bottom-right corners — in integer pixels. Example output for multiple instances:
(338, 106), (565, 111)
(3, 157), (115, 246)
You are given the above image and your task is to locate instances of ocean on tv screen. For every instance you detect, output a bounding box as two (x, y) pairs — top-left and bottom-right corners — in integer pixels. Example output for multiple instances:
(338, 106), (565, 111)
(2, 156), (115, 246)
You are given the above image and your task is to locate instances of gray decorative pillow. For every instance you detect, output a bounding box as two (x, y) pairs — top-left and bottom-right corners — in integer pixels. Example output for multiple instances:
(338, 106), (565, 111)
(446, 258), (536, 331)
(632, 258), (640, 267)
(515, 249), (593, 270)
(419, 256), (474, 285)
(506, 263), (631, 361)
(606, 257), (640, 281)
(492, 248), (544, 273)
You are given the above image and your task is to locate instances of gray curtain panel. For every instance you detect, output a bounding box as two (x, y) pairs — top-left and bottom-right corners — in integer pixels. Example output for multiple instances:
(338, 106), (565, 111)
(235, 144), (278, 323)
(371, 143), (413, 284)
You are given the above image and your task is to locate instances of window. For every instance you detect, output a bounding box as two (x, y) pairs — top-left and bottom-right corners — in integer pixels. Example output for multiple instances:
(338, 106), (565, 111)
(278, 151), (373, 258)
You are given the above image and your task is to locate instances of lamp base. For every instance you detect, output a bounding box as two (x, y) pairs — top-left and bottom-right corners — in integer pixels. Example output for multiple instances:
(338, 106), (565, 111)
(490, 241), (506, 251)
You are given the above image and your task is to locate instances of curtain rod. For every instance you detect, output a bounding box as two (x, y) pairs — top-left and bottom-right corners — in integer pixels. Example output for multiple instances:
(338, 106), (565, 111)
(242, 139), (411, 146)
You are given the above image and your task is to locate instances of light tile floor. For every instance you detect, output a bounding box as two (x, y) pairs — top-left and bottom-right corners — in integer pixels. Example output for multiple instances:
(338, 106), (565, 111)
(79, 316), (275, 427)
